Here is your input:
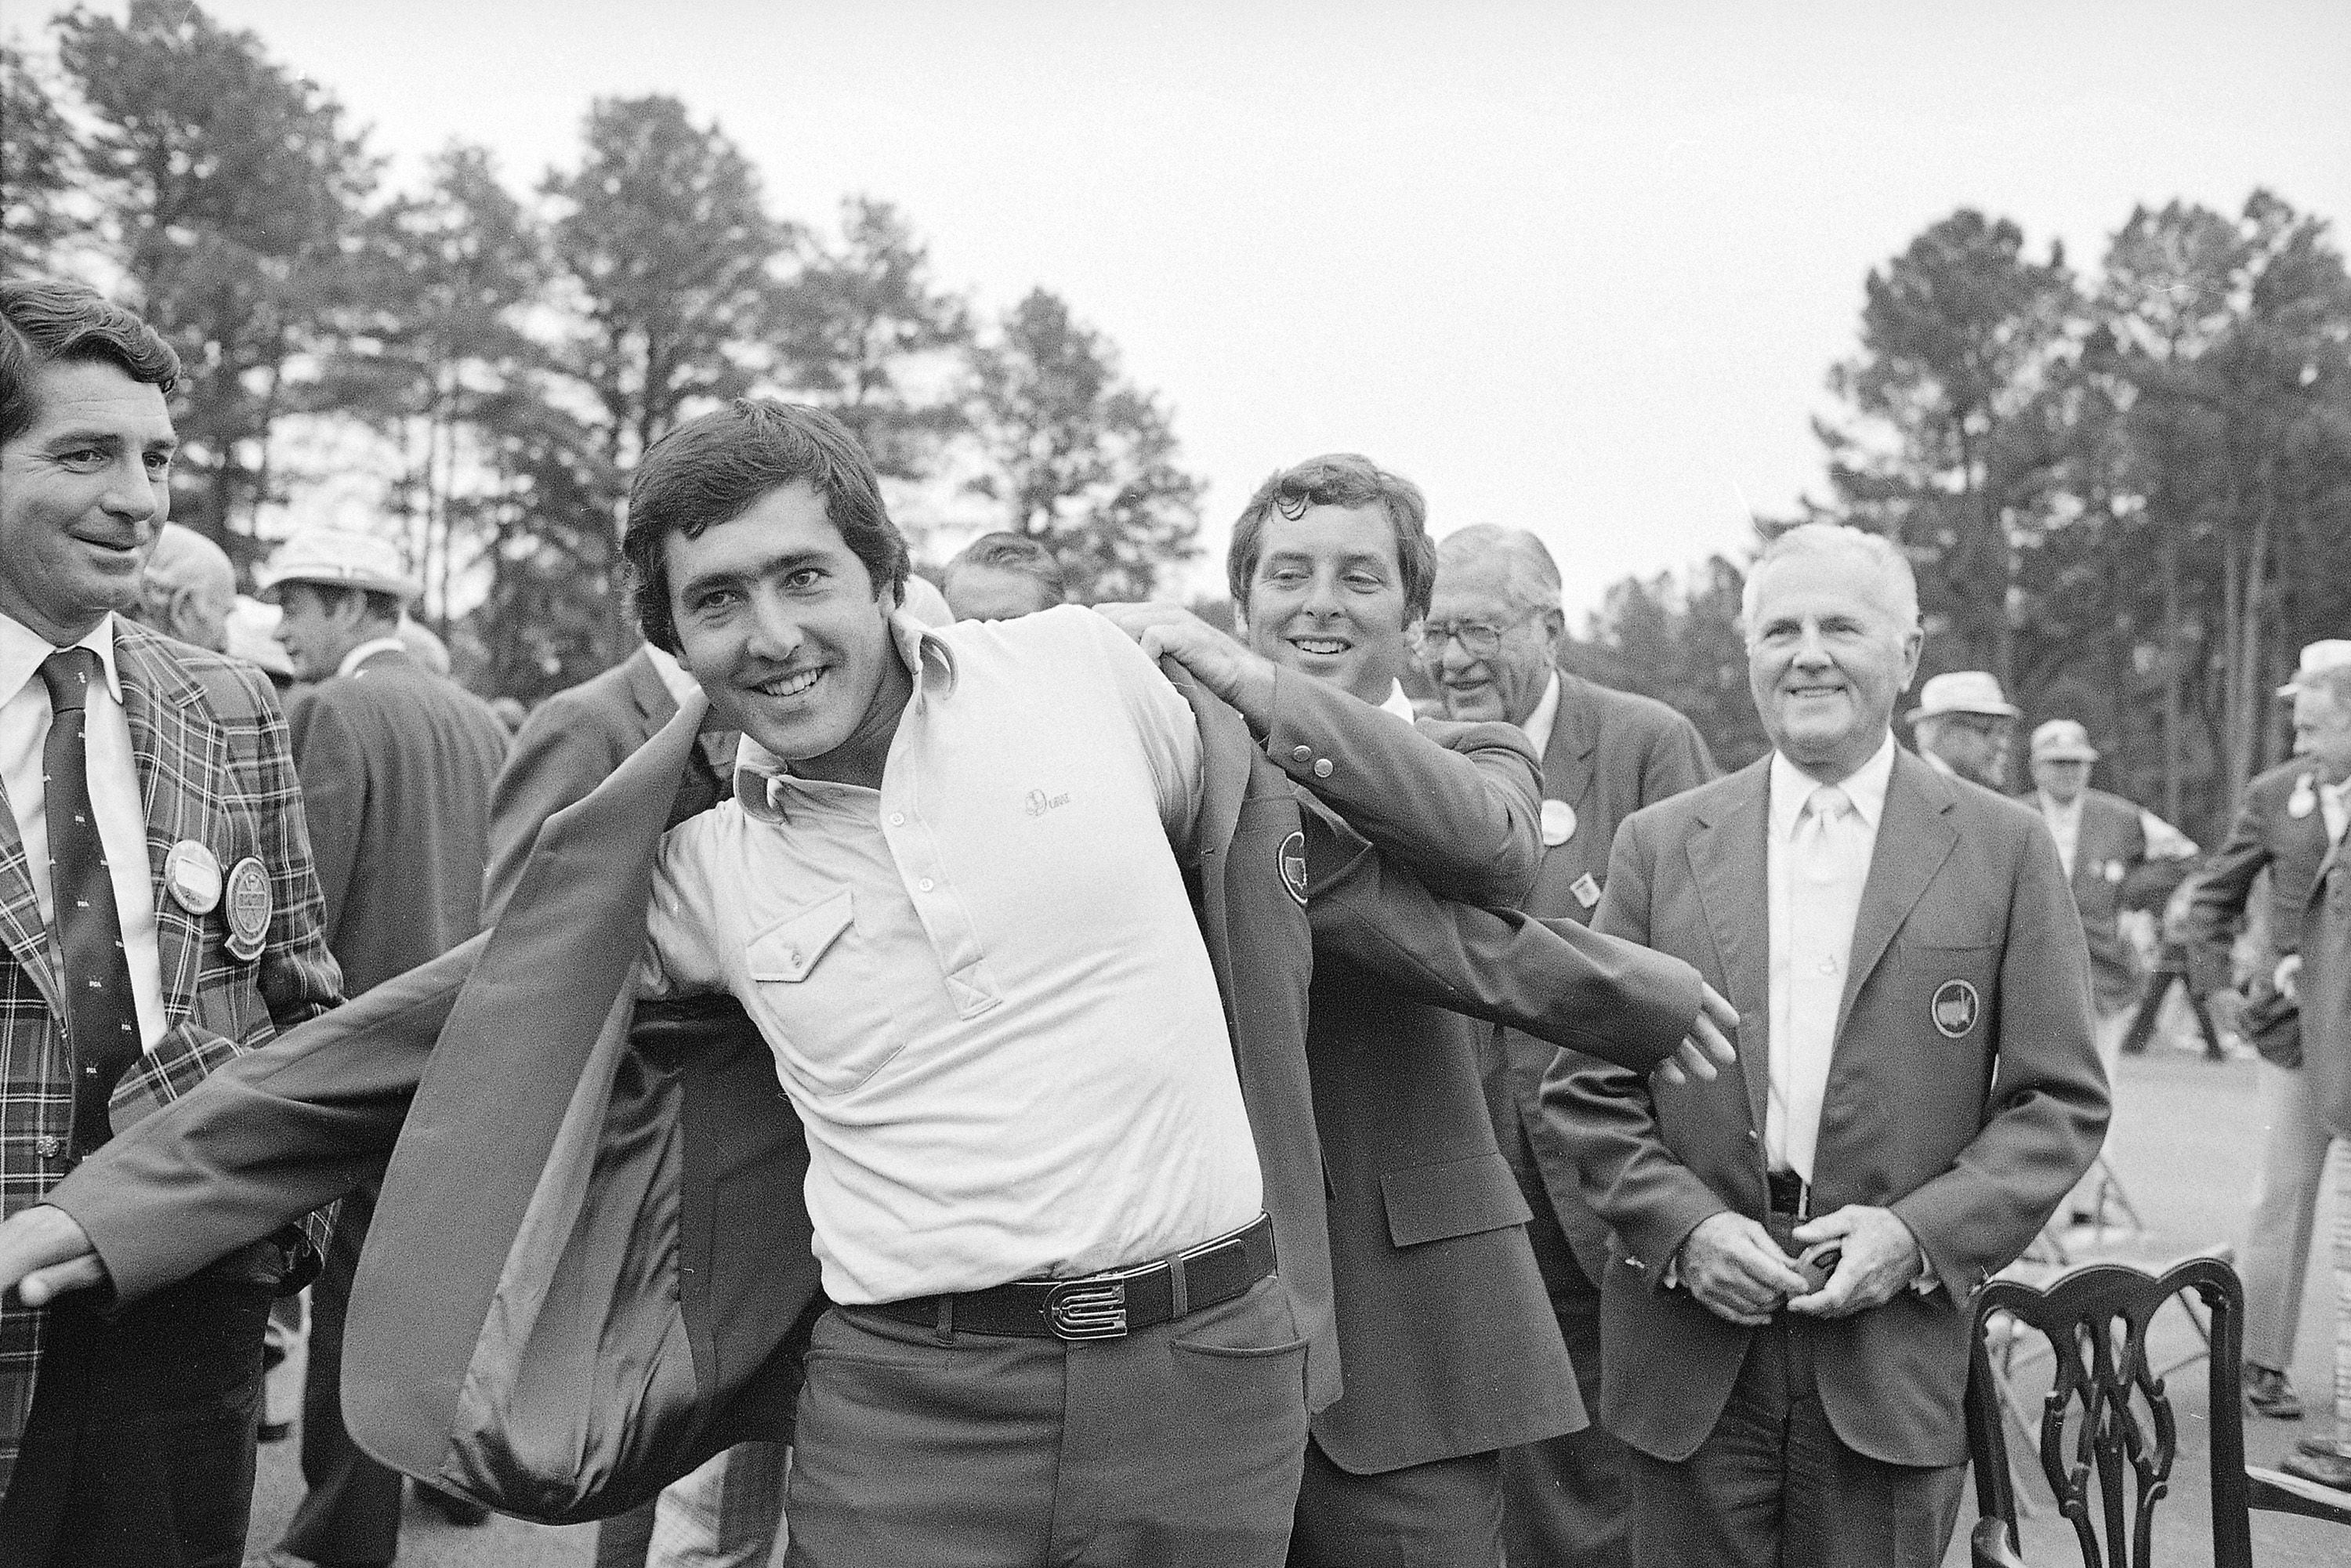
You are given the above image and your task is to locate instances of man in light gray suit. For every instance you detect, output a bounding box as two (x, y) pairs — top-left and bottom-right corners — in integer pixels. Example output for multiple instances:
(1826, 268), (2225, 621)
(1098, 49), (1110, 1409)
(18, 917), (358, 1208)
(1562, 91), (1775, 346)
(1550, 523), (2108, 1566)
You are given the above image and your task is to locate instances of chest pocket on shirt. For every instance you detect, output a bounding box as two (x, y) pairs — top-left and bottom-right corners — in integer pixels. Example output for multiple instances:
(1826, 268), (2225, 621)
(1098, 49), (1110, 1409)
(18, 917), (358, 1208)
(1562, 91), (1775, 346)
(746, 889), (907, 1097)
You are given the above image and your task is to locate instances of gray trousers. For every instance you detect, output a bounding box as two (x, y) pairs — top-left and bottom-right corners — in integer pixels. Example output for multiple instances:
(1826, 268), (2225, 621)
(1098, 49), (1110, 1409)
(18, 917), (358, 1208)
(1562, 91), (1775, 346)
(2242, 1059), (2339, 1371)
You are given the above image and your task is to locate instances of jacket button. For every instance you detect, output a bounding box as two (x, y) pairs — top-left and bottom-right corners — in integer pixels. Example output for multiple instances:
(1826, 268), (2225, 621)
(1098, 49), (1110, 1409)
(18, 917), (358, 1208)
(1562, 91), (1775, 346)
(1313, 759), (1334, 779)
(1291, 745), (1312, 763)
(34, 1135), (61, 1159)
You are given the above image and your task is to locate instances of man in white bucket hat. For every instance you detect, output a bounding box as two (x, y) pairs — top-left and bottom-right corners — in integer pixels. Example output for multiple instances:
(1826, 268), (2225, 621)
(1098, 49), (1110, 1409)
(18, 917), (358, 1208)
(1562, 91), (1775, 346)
(256, 524), (511, 1556)
(1907, 670), (2019, 791)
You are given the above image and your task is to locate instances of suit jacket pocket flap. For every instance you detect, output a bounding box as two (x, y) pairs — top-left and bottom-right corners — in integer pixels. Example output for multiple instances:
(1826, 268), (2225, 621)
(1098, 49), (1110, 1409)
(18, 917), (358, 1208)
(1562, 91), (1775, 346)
(1380, 1151), (1531, 1248)
(747, 889), (856, 983)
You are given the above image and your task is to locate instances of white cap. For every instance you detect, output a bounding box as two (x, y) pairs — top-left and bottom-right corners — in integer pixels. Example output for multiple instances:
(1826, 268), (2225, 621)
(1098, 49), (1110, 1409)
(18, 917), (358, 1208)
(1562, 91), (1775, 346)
(2278, 639), (2351, 697)
(255, 526), (419, 604)
(2030, 719), (2098, 762)
(1907, 670), (2019, 724)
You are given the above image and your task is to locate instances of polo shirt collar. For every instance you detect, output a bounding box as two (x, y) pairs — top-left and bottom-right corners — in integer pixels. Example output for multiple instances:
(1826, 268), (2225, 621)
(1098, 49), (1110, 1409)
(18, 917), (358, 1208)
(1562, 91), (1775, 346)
(734, 611), (954, 820)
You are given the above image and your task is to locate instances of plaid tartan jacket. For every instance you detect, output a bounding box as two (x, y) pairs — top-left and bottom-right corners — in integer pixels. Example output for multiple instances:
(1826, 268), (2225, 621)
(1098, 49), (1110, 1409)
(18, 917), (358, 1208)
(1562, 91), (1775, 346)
(0, 615), (342, 1497)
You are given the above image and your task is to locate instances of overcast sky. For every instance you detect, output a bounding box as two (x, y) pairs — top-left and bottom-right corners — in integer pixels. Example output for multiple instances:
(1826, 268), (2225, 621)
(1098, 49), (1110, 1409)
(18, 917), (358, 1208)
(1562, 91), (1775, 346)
(53, 1), (2351, 616)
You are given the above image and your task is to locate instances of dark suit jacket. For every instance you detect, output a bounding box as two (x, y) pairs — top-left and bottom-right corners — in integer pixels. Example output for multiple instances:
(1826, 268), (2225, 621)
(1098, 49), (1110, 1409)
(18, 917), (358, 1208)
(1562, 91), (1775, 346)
(2186, 759), (2337, 1066)
(1507, 675), (1715, 1280)
(53, 664), (1702, 1520)
(0, 618), (341, 1497)
(288, 647), (509, 994)
(1259, 675), (1704, 1474)
(1549, 748), (2108, 1468)
(484, 648), (729, 922)
(2036, 788), (2149, 1015)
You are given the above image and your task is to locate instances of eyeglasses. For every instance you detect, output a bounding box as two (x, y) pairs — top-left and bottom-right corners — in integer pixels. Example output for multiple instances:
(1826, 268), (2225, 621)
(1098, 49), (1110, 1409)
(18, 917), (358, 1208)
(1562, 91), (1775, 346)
(1410, 614), (1534, 661)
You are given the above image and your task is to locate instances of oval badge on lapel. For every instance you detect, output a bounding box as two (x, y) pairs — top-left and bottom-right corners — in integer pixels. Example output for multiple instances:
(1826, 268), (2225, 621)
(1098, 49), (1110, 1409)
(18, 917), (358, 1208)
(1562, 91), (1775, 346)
(163, 839), (223, 915)
(224, 856), (272, 961)
(1931, 979), (1980, 1039)
(1541, 798), (1577, 847)
(1277, 831), (1309, 907)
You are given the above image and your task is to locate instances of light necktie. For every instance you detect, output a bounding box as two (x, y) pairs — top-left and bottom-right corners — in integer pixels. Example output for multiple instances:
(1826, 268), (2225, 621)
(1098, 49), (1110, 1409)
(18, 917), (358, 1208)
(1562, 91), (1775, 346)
(1780, 784), (1857, 1182)
(39, 647), (142, 1156)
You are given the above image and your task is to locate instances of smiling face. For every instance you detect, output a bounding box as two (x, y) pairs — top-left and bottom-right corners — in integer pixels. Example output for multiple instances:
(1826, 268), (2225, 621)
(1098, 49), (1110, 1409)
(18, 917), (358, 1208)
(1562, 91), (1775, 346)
(0, 359), (176, 643)
(1240, 502), (1411, 705)
(2292, 686), (2351, 786)
(1422, 556), (1562, 726)
(1745, 549), (1922, 782)
(667, 480), (912, 788)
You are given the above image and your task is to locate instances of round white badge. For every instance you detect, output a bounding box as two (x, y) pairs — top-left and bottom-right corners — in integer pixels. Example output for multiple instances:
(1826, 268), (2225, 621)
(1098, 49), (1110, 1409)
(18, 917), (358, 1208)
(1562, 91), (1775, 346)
(1541, 798), (1577, 848)
(2288, 778), (2317, 819)
(163, 839), (223, 914)
(1931, 980), (1980, 1039)
(2103, 860), (2126, 884)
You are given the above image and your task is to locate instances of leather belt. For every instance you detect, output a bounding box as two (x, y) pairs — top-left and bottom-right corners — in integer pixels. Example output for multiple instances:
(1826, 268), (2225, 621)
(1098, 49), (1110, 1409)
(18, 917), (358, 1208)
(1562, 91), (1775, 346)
(868, 1213), (1277, 1342)
(1766, 1168), (1810, 1217)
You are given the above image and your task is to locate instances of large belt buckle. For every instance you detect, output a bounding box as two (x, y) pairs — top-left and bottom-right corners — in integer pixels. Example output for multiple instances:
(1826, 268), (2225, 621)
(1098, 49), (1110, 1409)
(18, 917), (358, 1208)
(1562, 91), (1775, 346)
(1046, 1274), (1129, 1341)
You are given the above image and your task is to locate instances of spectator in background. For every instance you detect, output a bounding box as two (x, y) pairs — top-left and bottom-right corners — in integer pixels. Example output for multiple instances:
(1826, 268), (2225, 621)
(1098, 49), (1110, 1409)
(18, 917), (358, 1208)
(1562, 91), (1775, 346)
(1420, 521), (1715, 1568)
(943, 531), (1067, 621)
(132, 521), (236, 653)
(257, 524), (512, 1559)
(2023, 719), (2199, 1226)
(2190, 638), (2351, 1422)
(1908, 670), (2018, 790)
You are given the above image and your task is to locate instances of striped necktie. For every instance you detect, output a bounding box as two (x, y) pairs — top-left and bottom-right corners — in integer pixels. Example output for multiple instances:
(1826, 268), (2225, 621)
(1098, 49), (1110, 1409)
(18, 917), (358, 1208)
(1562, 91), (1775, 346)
(39, 647), (142, 1156)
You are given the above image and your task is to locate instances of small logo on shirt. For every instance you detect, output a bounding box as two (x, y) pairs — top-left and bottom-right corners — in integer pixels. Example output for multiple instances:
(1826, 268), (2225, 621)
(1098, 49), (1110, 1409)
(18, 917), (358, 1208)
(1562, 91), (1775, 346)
(1023, 788), (1071, 819)
(1931, 979), (1980, 1039)
(1277, 831), (1310, 907)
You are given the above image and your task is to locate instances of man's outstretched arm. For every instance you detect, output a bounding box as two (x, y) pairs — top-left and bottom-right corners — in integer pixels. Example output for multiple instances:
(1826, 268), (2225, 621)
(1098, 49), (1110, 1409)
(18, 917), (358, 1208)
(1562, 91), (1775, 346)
(0, 936), (483, 1310)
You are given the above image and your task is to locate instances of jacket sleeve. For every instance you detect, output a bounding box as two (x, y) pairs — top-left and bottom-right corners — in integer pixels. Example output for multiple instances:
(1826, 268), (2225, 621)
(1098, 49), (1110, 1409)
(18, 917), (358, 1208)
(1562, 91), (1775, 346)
(286, 686), (365, 947)
(1303, 801), (1702, 1072)
(2184, 786), (2271, 995)
(484, 690), (625, 924)
(48, 934), (483, 1304)
(1546, 814), (1733, 1287)
(1258, 668), (1541, 905)
(1886, 822), (2110, 1301)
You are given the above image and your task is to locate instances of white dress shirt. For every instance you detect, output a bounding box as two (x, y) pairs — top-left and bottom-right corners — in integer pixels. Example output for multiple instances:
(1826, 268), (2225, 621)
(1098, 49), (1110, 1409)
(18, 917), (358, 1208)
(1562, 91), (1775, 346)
(2324, 776), (2350, 847)
(642, 606), (1262, 1304)
(0, 611), (169, 1049)
(2036, 791), (2085, 878)
(1765, 734), (1897, 1182)
(1378, 679), (1418, 722)
(1519, 671), (1562, 760)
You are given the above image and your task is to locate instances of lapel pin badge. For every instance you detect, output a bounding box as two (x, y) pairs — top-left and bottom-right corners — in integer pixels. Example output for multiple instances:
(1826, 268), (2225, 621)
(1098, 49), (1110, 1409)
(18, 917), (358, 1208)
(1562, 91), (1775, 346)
(1541, 798), (1577, 847)
(223, 856), (272, 961)
(163, 840), (223, 915)
(1277, 831), (1310, 907)
(1570, 872), (1603, 910)
(1931, 979), (1980, 1038)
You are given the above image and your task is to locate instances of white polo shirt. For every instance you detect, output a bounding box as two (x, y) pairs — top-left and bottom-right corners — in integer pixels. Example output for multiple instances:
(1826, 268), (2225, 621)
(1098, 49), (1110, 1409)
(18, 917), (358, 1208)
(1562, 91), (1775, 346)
(640, 606), (1263, 1304)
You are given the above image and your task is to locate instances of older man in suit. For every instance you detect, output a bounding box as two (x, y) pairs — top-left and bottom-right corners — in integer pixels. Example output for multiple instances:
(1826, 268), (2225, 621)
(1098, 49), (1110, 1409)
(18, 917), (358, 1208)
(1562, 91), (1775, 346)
(1550, 522), (2108, 1567)
(2193, 640), (2351, 1421)
(259, 527), (511, 1563)
(0, 278), (342, 1564)
(1418, 521), (1715, 1566)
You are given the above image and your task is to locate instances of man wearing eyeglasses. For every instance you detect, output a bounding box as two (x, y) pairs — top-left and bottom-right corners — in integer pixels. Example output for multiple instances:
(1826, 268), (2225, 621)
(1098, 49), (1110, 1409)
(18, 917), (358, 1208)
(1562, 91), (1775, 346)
(1907, 672), (2018, 791)
(1418, 523), (1715, 1568)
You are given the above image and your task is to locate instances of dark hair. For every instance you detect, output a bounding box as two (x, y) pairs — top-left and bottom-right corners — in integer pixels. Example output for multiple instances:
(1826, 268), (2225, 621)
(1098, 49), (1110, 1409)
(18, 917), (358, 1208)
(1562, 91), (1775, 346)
(947, 531), (1068, 606)
(1227, 453), (1436, 619)
(622, 400), (909, 653)
(0, 277), (179, 447)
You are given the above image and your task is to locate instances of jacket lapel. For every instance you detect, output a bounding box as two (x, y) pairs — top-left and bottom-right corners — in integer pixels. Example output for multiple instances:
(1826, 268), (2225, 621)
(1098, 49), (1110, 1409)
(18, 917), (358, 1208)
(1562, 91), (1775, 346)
(113, 623), (225, 1023)
(1542, 681), (1598, 811)
(1686, 759), (1773, 1135)
(0, 798), (60, 1013)
(1835, 751), (1958, 1040)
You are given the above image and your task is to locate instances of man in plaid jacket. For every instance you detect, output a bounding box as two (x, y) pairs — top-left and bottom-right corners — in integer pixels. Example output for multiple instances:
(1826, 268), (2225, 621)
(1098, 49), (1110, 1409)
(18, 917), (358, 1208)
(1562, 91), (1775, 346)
(0, 277), (341, 1564)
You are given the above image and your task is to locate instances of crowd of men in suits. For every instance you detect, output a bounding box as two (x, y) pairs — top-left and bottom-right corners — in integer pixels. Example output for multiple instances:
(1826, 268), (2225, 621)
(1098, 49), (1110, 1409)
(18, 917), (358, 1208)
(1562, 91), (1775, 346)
(0, 270), (2344, 1568)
